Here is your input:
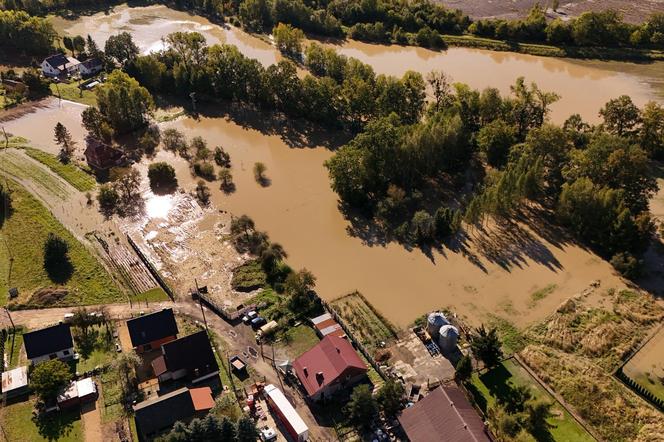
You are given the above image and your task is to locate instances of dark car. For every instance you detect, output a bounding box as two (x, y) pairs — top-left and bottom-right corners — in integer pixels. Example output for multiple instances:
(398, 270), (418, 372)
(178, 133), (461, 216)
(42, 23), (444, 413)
(250, 317), (267, 329)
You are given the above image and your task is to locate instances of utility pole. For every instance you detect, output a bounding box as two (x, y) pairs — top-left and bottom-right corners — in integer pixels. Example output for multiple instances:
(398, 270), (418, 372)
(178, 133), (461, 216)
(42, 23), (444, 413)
(194, 278), (208, 331)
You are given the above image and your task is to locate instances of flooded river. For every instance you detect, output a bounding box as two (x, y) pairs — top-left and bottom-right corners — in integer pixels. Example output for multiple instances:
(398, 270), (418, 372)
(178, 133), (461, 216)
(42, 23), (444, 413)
(29, 5), (664, 326)
(51, 4), (664, 123)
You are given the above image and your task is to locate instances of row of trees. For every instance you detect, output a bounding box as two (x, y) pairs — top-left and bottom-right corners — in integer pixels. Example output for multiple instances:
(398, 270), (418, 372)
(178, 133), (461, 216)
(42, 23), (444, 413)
(164, 414), (259, 442)
(124, 31), (426, 130)
(470, 7), (664, 48)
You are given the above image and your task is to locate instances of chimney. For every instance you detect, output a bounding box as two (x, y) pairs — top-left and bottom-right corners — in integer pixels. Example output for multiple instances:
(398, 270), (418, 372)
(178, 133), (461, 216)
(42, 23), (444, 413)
(303, 367), (308, 376)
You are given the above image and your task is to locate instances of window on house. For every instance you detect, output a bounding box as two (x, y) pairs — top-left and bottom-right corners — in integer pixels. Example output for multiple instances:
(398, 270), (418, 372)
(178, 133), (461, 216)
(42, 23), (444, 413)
(49, 354), (57, 359)
(62, 350), (69, 355)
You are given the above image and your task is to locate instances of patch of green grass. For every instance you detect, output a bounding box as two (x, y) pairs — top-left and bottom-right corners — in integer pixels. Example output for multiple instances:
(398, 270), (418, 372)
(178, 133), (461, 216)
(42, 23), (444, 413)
(246, 287), (284, 321)
(279, 325), (320, 359)
(488, 315), (529, 355)
(5, 327), (26, 368)
(136, 286), (170, 302)
(469, 359), (594, 442)
(530, 284), (557, 305)
(1, 398), (83, 442)
(231, 260), (266, 292)
(73, 325), (117, 373)
(0, 150), (70, 199)
(49, 82), (97, 107)
(0, 180), (124, 307)
(99, 369), (124, 424)
(22, 148), (96, 192)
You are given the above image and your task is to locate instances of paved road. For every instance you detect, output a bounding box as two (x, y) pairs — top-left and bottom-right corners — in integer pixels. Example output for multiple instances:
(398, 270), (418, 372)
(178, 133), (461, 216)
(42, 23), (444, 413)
(7, 300), (335, 441)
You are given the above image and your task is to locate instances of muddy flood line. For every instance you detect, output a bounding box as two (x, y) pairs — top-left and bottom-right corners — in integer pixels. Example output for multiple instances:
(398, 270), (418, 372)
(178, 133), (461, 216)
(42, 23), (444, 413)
(51, 4), (664, 124)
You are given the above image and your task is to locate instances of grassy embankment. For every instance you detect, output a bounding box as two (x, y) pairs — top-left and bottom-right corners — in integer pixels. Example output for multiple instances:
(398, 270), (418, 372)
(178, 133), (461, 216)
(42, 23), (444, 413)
(440, 34), (664, 61)
(468, 359), (594, 442)
(0, 179), (124, 307)
(49, 82), (97, 107)
(21, 147), (96, 192)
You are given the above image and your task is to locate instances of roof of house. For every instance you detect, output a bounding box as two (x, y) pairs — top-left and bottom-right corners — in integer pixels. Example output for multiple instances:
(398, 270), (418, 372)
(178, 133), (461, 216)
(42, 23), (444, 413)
(83, 137), (124, 170)
(292, 335), (367, 397)
(127, 308), (178, 348)
(1, 366), (28, 392)
(161, 330), (219, 379)
(79, 58), (102, 69)
(398, 386), (492, 442)
(23, 323), (73, 359)
(133, 387), (214, 436)
(43, 53), (69, 69)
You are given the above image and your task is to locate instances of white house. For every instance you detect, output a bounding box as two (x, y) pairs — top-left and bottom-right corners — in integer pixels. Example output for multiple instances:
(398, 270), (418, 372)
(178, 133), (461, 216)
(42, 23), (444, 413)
(23, 323), (74, 365)
(77, 58), (103, 77)
(41, 53), (80, 78)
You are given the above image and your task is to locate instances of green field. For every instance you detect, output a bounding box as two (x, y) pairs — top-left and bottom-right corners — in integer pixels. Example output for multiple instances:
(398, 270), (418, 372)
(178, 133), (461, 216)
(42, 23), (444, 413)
(468, 359), (594, 442)
(331, 292), (397, 352)
(0, 399), (83, 442)
(23, 148), (96, 192)
(74, 325), (117, 373)
(49, 82), (97, 107)
(0, 180), (124, 306)
(0, 150), (70, 199)
(137, 286), (170, 303)
(278, 324), (320, 359)
(4, 327), (26, 368)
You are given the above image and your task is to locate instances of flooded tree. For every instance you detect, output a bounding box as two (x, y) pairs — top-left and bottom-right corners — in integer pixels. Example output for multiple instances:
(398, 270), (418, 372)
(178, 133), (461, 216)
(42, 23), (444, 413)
(53, 122), (76, 164)
(213, 146), (231, 167)
(273, 23), (305, 57)
(148, 162), (178, 195)
(253, 162), (267, 185)
(104, 31), (139, 66)
(96, 184), (120, 219)
(218, 167), (234, 193)
(195, 180), (211, 205)
(96, 70), (154, 134)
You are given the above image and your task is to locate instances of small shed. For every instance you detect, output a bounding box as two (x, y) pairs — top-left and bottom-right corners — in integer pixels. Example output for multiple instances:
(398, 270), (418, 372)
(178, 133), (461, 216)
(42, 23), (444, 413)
(57, 378), (98, 410)
(229, 356), (247, 374)
(1, 366), (28, 399)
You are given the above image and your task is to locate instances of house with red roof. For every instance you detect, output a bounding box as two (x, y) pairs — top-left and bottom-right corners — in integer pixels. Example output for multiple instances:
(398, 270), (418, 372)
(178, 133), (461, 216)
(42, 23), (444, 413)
(292, 335), (368, 402)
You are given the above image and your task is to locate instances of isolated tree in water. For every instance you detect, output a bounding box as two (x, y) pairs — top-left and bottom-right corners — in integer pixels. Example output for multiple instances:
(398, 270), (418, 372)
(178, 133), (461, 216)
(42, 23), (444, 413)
(53, 122), (76, 163)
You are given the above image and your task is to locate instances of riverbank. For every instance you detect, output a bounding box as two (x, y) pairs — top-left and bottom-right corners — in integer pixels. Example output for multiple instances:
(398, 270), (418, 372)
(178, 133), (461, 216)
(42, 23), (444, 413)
(440, 34), (664, 62)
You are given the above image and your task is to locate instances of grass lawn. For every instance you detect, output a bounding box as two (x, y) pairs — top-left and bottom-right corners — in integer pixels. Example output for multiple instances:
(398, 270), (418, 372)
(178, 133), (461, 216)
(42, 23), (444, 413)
(99, 369), (124, 424)
(0, 180), (124, 307)
(468, 359), (594, 442)
(22, 148), (96, 192)
(73, 325), (117, 373)
(1, 398), (83, 442)
(5, 327), (26, 368)
(49, 82), (96, 107)
(0, 149), (70, 199)
(278, 324), (320, 359)
(331, 292), (397, 352)
(136, 286), (170, 303)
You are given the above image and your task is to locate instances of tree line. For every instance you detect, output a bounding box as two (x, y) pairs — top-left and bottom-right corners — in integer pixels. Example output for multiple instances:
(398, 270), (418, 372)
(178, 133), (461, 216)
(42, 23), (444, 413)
(0, 9), (56, 55)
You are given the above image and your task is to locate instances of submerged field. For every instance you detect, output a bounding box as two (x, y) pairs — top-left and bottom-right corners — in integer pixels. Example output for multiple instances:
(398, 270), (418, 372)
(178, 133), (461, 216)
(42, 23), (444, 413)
(0, 179), (123, 306)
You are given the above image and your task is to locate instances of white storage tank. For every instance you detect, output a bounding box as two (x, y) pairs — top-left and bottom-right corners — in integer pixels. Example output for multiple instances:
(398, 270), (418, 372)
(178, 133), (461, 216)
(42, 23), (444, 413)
(426, 312), (449, 339)
(438, 324), (459, 352)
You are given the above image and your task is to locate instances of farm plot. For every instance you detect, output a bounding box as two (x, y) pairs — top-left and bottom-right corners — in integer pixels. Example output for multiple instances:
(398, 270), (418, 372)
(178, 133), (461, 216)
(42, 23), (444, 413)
(331, 292), (397, 352)
(468, 358), (594, 442)
(623, 326), (664, 402)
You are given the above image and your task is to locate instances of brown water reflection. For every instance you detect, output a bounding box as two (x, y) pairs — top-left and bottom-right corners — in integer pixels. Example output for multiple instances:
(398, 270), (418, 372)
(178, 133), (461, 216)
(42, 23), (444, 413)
(50, 4), (282, 67)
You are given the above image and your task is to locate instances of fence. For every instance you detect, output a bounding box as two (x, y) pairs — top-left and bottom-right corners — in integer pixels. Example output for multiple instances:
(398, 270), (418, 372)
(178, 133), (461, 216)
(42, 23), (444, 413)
(318, 297), (388, 382)
(125, 235), (175, 300)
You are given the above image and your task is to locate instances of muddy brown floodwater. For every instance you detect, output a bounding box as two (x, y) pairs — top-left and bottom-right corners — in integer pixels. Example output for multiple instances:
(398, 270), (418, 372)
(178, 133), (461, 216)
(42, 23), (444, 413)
(50, 4), (283, 67)
(51, 4), (664, 124)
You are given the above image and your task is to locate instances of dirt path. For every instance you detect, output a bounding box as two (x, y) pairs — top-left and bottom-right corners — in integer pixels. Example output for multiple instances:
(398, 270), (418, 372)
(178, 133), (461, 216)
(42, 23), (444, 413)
(81, 401), (103, 442)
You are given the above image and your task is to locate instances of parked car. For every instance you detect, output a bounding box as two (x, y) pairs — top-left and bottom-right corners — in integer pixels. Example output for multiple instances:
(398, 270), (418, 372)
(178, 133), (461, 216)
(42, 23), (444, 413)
(251, 317), (267, 330)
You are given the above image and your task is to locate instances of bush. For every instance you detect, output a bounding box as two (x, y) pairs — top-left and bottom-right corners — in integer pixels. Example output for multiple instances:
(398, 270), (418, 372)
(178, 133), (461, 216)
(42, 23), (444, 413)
(214, 146), (231, 167)
(148, 162), (178, 194)
(30, 359), (70, 402)
(610, 252), (643, 279)
(231, 260), (267, 291)
(193, 161), (216, 181)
